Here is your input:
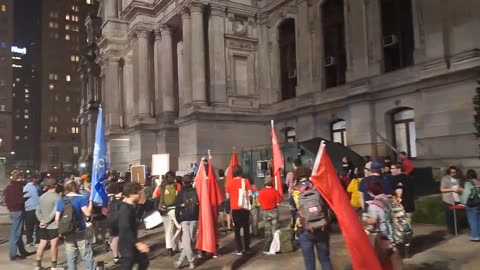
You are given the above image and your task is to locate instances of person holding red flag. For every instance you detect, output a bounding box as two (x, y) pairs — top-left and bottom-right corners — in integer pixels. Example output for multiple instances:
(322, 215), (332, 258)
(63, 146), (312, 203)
(310, 141), (381, 270)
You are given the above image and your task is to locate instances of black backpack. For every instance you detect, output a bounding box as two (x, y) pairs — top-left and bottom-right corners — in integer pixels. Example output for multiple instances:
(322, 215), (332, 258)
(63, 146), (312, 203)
(178, 189), (199, 221)
(58, 196), (78, 235)
(106, 198), (122, 231)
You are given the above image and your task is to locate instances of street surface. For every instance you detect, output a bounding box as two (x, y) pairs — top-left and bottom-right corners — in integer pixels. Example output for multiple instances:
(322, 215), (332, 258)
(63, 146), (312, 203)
(0, 204), (479, 269)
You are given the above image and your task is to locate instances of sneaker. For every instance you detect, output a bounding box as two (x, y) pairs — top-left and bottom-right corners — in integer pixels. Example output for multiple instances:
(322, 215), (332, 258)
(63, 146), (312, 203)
(235, 251), (243, 256)
(29, 242), (35, 247)
(173, 261), (182, 269)
(113, 257), (121, 265)
(263, 251), (274, 255)
(189, 262), (195, 269)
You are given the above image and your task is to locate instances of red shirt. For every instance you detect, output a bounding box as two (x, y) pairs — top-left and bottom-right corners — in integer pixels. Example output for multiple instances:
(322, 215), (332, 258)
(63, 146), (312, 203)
(403, 159), (414, 175)
(226, 177), (252, 210)
(258, 187), (282, 210)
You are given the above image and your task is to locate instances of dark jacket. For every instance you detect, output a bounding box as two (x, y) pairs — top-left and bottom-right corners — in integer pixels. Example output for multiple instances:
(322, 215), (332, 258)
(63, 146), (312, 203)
(4, 181), (25, 212)
(174, 184), (199, 223)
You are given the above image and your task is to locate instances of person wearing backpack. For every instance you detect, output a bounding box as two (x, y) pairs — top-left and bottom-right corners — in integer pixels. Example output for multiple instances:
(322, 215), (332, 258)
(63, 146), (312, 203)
(153, 171), (181, 256)
(364, 179), (404, 270)
(460, 169), (480, 241)
(55, 180), (95, 270)
(173, 174), (199, 269)
(292, 167), (333, 270)
(35, 178), (62, 270)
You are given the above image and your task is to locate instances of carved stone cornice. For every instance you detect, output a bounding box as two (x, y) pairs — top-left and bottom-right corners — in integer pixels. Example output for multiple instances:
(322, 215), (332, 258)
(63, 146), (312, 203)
(159, 25), (172, 36)
(135, 27), (151, 39)
(190, 1), (205, 13)
(181, 8), (191, 20)
(210, 4), (226, 17)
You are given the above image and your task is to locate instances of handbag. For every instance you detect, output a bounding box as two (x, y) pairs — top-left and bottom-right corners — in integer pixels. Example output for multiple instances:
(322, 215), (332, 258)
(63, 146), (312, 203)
(467, 185), (480, 207)
(238, 178), (252, 210)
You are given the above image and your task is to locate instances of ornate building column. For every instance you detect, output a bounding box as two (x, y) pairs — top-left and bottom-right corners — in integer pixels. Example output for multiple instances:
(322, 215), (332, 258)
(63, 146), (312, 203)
(160, 26), (176, 113)
(190, 2), (207, 105)
(208, 5), (227, 104)
(104, 57), (121, 129)
(154, 30), (163, 115)
(296, 0), (313, 95)
(311, 0), (325, 91)
(181, 10), (193, 107)
(136, 28), (153, 118)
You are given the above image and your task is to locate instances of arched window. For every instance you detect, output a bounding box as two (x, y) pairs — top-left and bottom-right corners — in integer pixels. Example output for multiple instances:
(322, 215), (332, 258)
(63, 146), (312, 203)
(279, 19), (297, 101)
(331, 120), (347, 146)
(393, 109), (416, 158)
(322, 0), (346, 88)
(381, 0), (414, 72)
(285, 128), (296, 143)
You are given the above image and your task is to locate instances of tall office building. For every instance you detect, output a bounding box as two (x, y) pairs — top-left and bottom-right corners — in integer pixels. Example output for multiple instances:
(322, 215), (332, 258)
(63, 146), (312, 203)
(39, 0), (98, 172)
(0, 0), (13, 181)
(12, 0), (41, 173)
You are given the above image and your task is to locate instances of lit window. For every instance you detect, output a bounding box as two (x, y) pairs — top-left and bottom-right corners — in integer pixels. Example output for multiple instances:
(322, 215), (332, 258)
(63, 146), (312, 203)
(66, 96), (70, 102)
(71, 127), (76, 134)
(66, 75), (71, 82)
(16, 114), (20, 119)
(54, 74), (58, 80)
(285, 128), (296, 143)
(49, 73), (54, 80)
(1, 4), (7, 12)
(24, 136), (28, 140)
(16, 78), (20, 82)
(66, 24), (70, 30)
(25, 94), (29, 98)
(0, 105), (5, 111)
(70, 55), (75, 61)
(55, 95), (59, 101)
(15, 136), (20, 140)
(49, 22), (54, 28)
(49, 126), (54, 133)
(86, 0), (92, 4)
(76, 56), (80, 62)
(24, 115), (29, 119)
(25, 89), (29, 93)
(66, 14), (70, 20)
(65, 34), (71, 40)
(49, 84), (54, 90)
(73, 146), (79, 154)
(24, 109), (28, 113)
(54, 127), (57, 133)
(24, 125), (28, 129)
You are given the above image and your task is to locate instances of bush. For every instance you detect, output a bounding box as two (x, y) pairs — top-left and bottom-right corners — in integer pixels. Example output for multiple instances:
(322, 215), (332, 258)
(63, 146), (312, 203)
(412, 195), (468, 228)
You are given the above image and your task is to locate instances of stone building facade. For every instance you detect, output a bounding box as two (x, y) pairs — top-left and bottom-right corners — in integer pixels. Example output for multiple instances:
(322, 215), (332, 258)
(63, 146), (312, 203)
(98, 0), (480, 173)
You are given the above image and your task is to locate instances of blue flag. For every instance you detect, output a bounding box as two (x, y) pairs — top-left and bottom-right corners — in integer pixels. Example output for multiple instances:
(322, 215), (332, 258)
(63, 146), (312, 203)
(91, 108), (109, 206)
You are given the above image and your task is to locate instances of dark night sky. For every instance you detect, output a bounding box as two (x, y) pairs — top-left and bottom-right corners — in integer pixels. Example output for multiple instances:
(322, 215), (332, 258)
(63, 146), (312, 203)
(14, 0), (41, 47)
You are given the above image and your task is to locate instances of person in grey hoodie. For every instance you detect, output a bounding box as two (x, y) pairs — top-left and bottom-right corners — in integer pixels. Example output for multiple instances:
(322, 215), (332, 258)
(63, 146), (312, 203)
(35, 178), (63, 270)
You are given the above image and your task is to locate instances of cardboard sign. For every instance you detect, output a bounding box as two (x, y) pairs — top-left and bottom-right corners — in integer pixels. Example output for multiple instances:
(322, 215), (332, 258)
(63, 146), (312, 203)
(152, 154), (170, 176)
(131, 165), (146, 185)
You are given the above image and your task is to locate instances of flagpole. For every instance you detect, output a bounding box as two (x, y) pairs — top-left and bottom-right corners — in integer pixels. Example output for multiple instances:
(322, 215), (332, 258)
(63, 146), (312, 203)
(312, 140), (326, 174)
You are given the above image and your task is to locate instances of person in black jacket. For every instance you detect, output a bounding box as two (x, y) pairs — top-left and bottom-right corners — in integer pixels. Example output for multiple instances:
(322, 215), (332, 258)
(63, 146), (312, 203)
(173, 175), (199, 269)
(118, 182), (150, 270)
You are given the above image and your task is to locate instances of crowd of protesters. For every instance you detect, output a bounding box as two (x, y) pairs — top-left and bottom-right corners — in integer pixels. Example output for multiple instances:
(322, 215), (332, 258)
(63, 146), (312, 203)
(3, 149), (480, 270)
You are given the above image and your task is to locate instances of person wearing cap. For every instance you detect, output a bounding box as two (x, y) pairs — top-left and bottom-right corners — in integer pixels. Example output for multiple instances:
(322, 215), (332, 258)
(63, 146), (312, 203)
(35, 178), (63, 270)
(5, 170), (30, 261)
(358, 161), (384, 211)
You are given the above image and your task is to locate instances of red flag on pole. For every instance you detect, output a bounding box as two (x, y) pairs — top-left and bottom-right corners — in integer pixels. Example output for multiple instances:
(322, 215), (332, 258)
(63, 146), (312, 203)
(208, 155), (224, 246)
(226, 147), (239, 188)
(271, 120), (284, 197)
(194, 160), (217, 254)
(310, 141), (381, 270)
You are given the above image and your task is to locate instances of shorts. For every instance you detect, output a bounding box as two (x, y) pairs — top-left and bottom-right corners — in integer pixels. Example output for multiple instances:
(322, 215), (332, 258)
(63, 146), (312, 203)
(218, 199), (231, 213)
(39, 228), (59, 241)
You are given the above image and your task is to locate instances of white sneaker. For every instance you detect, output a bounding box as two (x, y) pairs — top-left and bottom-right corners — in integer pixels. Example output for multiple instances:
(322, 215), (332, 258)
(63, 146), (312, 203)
(52, 267), (65, 270)
(189, 262), (195, 269)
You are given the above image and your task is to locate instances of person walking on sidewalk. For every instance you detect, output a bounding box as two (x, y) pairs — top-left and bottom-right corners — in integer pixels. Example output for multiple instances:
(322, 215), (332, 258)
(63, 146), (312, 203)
(174, 174), (199, 269)
(258, 177), (282, 254)
(226, 166), (253, 255)
(4, 170), (30, 261)
(460, 169), (480, 241)
(35, 178), (63, 270)
(292, 167), (333, 270)
(55, 180), (95, 270)
(24, 177), (40, 246)
(119, 182), (150, 270)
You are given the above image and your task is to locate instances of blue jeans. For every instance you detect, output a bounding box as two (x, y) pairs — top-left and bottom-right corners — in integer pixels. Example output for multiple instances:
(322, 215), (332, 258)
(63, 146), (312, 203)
(64, 231), (95, 270)
(299, 230), (333, 270)
(466, 206), (480, 239)
(9, 211), (27, 258)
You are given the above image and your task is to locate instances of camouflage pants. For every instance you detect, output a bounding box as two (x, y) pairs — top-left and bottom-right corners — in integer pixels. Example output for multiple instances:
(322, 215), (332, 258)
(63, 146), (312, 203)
(263, 208), (279, 252)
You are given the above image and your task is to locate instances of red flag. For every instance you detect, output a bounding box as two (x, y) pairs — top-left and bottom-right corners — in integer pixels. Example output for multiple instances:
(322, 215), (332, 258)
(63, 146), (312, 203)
(226, 147), (239, 188)
(208, 157), (224, 246)
(310, 142), (381, 270)
(194, 160), (217, 254)
(271, 120), (284, 197)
